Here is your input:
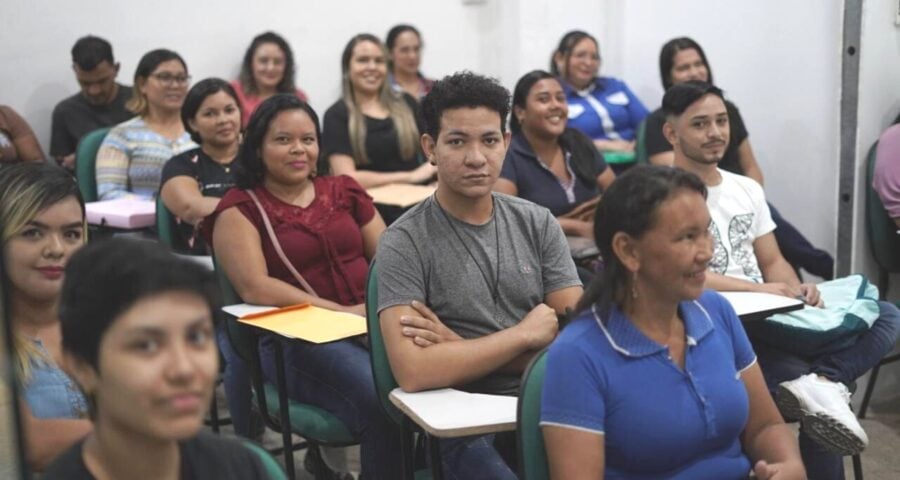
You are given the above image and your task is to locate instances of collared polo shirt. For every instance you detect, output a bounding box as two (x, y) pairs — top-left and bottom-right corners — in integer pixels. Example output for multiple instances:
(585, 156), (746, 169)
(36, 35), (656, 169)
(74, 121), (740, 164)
(541, 290), (756, 479)
(563, 77), (649, 142)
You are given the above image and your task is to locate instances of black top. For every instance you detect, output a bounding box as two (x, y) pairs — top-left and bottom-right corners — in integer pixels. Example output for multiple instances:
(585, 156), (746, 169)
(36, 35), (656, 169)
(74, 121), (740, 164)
(321, 93), (425, 174)
(50, 84), (134, 157)
(42, 431), (271, 480)
(644, 100), (749, 175)
(160, 148), (236, 254)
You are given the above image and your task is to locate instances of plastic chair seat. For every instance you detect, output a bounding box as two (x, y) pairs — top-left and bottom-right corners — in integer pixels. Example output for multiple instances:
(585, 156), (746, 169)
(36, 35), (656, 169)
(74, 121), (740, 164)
(260, 383), (355, 444)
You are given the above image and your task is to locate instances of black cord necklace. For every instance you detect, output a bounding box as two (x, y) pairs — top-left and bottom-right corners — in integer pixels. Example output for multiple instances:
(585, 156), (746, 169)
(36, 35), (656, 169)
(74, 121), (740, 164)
(434, 196), (501, 303)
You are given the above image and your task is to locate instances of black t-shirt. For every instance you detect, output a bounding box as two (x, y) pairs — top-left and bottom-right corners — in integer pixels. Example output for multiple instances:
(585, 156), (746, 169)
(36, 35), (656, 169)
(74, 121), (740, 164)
(321, 93), (425, 174)
(160, 148), (236, 254)
(644, 100), (749, 175)
(50, 84), (135, 157)
(42, 431), (271, 479)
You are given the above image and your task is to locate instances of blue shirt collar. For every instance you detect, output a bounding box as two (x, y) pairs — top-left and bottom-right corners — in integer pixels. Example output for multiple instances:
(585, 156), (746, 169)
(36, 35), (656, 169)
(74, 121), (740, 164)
(592, 300), (715, 358)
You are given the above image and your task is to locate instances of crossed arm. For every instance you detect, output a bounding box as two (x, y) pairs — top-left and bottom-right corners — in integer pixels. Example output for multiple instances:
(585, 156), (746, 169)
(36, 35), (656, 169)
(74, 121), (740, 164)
(379, 286), (582, 393)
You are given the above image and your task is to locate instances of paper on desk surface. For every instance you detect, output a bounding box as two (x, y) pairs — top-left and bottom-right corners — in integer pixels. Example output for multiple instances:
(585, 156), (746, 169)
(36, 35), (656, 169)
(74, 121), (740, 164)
(366, 184), (435, 208)
(719, 291), (803, 317)
(225, 303), (366, 343)
(390, 388), (517, 431)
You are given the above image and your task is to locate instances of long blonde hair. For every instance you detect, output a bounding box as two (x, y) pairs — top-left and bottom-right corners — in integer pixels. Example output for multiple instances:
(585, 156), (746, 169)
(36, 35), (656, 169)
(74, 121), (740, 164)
(0, 163), (86, 383)
(340, 34), (419, 166)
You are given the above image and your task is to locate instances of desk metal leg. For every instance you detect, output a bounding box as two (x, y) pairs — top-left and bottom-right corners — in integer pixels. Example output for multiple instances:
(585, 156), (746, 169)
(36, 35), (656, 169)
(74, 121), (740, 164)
(429, 434), (444, 480)
(274, 340), (296, 480)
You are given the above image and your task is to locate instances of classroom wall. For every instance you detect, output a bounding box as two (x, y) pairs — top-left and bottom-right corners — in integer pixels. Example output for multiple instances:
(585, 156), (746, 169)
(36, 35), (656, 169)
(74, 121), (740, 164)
(609, 0), (843, 263)
(854, 0), (900, 400)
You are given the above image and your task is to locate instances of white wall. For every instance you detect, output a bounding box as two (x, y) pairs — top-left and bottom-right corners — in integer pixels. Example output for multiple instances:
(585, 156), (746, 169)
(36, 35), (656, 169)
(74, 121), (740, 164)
(854, 0), (900, 400)
(609, 0), (843, 259)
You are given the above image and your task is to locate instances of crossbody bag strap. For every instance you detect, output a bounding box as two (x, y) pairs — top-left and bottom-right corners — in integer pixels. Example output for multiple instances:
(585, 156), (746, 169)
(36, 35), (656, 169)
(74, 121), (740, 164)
(246, 189), (319, 297)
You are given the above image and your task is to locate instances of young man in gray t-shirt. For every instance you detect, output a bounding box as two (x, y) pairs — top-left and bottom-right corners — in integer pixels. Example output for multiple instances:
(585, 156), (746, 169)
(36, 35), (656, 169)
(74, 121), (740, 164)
(376, 72), (582, 479)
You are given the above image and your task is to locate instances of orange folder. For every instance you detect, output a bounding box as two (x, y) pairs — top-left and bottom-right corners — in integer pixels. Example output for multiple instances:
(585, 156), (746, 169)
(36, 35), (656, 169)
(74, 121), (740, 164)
(238, 303), (367, 343)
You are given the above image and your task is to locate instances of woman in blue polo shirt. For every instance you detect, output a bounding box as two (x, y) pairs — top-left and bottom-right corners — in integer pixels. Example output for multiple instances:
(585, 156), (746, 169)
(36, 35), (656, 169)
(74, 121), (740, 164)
(495, 70), (614, 240)
(551, 30), (648, 156)
(540, 165), (805, 479)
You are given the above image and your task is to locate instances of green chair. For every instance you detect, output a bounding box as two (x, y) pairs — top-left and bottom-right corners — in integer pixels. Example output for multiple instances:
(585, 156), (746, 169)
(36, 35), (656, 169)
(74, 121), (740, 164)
(214, 259), (357, 480)
(516, 349), (550, 480)
(633, 119), (649, 165)
(75, 127), (110, 202)
(365, 261), (431, 480)
(242, 440), (289, 480)
(156, 194), (175, 247)
(860, 138), (900, 419)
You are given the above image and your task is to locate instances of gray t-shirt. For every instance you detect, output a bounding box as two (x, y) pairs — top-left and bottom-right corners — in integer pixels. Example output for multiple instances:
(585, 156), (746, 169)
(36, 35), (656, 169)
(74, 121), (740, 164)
(377, 192), (581, 395)
(50, 84), (134, 157)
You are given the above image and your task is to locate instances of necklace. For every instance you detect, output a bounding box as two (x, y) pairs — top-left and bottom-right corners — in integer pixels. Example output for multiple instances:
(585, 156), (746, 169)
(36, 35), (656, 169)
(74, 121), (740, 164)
(434, 197), (501, 303)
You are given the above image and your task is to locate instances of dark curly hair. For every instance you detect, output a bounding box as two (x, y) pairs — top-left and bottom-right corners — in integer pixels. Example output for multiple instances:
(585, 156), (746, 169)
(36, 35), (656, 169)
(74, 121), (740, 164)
(420, 71), (510, 139)
(577, 165), (707, 315)
(233, 93), (321, 189)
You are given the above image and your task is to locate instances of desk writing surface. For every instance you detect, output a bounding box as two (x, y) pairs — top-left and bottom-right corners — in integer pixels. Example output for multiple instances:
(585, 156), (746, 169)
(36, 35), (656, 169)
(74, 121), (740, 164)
(223, 303), (367, 343)
(389, 388), (517, 437)
(719, 291), (804, 320)
(85, 198), (155, 228)
(366, 184), (435, 208)
(223, 303), (277, 318)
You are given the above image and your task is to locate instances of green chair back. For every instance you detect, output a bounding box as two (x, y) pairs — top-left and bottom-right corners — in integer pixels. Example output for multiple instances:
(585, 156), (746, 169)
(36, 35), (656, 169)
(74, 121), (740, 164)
(517, 349), (551, 480)
(634, 119), (649, 165)
(75, 127), (110, 202)
(241, 440), (288, 480)
(156, 195), (175, 247)
(364, 261), (405, 426)
(865, 140), (900, 296)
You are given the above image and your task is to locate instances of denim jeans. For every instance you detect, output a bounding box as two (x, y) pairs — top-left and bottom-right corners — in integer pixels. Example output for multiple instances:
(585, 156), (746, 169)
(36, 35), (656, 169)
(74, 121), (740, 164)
(770, 203), (835, 280)
(752, 300), (900, 480)
(216, 323), (254, 437)
(260, 337), (404, 480)
(434, 434), (517, 480)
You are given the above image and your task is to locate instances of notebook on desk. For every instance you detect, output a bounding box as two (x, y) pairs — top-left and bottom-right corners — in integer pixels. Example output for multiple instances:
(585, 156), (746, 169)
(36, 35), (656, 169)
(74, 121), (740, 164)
(223, 303), (367, 343)
(719, 291), (804, 322)
(85, 198), (155, 229)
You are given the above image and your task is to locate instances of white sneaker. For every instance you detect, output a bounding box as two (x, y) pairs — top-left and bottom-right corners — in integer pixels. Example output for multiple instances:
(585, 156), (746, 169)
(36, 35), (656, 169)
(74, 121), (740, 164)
(777, 374), (868, 455)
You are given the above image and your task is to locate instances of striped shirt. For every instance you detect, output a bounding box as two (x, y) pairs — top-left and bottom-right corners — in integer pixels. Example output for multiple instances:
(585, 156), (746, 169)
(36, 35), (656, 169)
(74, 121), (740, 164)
(96, 117), (196, 200)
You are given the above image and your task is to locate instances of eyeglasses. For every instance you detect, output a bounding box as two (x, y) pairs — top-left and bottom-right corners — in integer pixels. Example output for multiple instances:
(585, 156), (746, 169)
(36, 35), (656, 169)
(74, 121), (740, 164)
(150, 72), (191, 86)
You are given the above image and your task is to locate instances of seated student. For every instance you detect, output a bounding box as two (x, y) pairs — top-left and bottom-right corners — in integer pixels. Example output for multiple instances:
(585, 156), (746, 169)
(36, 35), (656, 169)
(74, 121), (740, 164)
(43, 239), (274, 479)
(377, 72), (583, 479)
(495, 70), (615, 240)
(0, 105), (45, 163)
(96, 49), (197, 200)
(645, 37), (834, 280)
(232, 31), (308, 127)
(322, 34), (435, 189)
(0, 163), (91, 471)
(541, 165), (805, 480)
(665, 81), (900, 480)
(873, 123), (900, 227)
(203, 94), (401, 479)
(50, 35), (134, 170)
(385, 24), (433, 100)
(161, 78), (240, 255)
(551, 30), (648, 155)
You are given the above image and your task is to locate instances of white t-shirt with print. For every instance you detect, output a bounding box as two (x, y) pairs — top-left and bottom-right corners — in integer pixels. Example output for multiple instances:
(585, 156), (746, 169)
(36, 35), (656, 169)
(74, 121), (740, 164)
(706, 169), (776, 283)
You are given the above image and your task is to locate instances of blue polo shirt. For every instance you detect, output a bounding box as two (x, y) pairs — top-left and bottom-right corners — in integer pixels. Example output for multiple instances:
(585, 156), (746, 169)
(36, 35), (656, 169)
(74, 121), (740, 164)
(564, 77), (649, 142)
(500, 131), (607, 217)
(541, 290), (756, 479)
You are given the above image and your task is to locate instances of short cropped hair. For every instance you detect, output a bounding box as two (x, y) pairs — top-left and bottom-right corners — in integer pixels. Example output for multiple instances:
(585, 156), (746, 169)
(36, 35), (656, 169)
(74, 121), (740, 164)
(71, 35), (115, 71)
(59, 238), (220, 370)
(420, 71), (510, 139)
(234, 94), (321, 189)
(661, 81), (724, 118)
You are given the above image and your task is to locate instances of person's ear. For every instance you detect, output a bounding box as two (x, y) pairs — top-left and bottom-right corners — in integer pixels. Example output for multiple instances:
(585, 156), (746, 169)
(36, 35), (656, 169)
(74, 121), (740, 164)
(611, 231), (641, 273)
(553, 51), (565, 74)
(113, 62), (121, 75)
(662, 119), (678, 148)
(513, 105), (525, 126)
(421, 133), (437, 165)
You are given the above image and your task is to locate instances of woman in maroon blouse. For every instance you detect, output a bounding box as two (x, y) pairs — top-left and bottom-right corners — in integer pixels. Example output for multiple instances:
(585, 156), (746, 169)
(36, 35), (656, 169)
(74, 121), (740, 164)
(203, 94), (401, 479)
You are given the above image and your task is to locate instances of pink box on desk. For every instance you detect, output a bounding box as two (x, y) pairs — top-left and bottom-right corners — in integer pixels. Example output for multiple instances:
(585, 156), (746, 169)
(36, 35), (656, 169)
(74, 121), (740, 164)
(85, 199), (156, 229)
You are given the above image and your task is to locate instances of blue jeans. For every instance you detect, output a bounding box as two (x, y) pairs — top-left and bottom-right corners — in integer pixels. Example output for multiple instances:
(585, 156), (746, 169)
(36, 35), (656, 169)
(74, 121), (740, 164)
(753, 300), (900, 480)
(216, 323), (254, 437)
(435, 434), (517, 480)
(260, 337), (404, 480)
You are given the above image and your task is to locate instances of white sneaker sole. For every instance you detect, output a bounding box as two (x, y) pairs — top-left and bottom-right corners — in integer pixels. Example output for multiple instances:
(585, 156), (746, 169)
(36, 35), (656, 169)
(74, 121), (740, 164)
(802, 414), (867, 456)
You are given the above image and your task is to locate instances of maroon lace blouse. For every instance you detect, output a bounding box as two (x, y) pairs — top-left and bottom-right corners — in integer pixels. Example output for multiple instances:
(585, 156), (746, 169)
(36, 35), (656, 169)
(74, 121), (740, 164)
(204, 175), (376, 306)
